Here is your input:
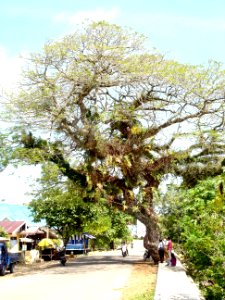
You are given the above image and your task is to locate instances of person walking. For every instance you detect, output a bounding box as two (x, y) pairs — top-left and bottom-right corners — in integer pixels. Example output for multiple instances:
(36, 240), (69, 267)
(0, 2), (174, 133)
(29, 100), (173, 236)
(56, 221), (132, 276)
(166, 237), (173, 266)
(158, 239), (165, 263)
(121, 242), (128, 257)
(163, 238), (168, 261)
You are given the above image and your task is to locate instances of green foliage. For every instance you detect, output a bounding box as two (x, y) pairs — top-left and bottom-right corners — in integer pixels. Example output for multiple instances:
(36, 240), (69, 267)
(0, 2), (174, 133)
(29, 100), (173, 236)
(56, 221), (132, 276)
(159, 176), (225, 299)
(29, 162), (132, 248)
(29, 195), (95, 246)
(88, 207), (133, 250)
(29, 165), (96, 245)
(0, 226), (8, 238)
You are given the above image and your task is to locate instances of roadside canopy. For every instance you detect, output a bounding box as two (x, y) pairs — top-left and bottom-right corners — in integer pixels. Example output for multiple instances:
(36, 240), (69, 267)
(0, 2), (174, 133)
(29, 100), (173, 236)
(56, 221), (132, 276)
(38, 238), (55, 249)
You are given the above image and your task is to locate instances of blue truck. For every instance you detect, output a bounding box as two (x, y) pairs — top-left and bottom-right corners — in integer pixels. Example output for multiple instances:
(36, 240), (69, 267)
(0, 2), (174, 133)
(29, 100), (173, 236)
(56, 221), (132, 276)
(0, 242), (19, 276)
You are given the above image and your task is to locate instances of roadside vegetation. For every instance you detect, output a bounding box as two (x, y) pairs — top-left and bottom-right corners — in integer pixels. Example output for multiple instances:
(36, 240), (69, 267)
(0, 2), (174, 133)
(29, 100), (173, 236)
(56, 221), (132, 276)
(28, 166), (133, 248)
(158, 175), (225, 299)
(127, 292), (154, 300)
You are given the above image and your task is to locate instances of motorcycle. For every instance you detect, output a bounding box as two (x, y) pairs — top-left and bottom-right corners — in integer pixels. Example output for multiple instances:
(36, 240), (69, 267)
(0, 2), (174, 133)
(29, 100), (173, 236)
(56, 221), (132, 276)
(121, 245), (128, 257)
(143, 249), (151, 261)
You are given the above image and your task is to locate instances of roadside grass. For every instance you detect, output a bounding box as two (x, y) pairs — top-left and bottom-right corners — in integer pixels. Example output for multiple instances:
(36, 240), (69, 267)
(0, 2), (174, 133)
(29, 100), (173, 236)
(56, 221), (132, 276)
(127, 291), (155, 300)
(121, 261), (157, 300)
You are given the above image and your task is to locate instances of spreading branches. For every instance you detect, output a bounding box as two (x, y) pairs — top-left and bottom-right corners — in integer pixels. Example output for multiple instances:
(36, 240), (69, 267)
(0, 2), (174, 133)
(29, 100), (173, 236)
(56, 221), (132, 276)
(4, 22), (225, 252)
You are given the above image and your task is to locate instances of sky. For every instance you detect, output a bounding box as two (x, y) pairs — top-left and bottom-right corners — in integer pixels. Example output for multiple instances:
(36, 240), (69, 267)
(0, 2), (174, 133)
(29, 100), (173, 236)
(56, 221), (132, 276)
(1, 0), (225, 203)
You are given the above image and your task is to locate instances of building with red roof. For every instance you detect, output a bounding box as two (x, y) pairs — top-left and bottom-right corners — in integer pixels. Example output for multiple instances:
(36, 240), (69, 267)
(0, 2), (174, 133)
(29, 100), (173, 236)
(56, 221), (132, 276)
(0, 220), (26, 237)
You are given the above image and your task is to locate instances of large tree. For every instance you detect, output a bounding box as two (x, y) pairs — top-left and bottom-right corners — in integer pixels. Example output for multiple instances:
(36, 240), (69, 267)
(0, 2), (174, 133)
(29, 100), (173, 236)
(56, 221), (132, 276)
(5, 21), (225, 262)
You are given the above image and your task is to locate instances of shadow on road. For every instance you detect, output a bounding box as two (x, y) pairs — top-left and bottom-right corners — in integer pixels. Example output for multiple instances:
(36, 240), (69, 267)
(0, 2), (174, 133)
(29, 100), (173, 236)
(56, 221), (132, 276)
(42, 252), (154, 274)
(14, 250), (153, 277)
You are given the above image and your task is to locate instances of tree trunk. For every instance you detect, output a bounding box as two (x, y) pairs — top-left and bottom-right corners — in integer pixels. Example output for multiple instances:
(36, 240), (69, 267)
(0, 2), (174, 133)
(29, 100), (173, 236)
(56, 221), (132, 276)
(136, 210), (160, 264)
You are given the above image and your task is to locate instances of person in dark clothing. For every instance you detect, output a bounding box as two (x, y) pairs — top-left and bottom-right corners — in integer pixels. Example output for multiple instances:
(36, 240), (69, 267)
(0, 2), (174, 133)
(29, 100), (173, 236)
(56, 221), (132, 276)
(158, 239), (165, 263)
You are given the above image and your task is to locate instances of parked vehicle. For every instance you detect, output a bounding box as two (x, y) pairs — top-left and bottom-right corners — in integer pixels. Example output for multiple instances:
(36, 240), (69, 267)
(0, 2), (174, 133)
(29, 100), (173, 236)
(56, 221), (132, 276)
(66, 233), (95, 255)
(0, 242), (19, 276)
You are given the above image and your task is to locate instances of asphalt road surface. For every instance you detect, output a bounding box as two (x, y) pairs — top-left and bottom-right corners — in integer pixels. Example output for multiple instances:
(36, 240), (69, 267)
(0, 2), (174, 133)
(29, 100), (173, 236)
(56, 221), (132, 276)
(0, 241), (145, 300)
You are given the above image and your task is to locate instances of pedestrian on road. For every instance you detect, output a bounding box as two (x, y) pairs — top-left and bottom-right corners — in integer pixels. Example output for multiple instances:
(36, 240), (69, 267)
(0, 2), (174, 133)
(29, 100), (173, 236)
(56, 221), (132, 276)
(166, 237), (173, 266)
(163, 238), (168, 261)
(158, 239), (165, 263)
(121, 242), (128, 257)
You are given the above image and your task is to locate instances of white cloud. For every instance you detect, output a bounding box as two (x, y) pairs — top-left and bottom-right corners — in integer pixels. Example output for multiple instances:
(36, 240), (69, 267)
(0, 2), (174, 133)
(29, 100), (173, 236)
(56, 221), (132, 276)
(0, 165), (41, 204)
(0, 47), (24, 93)
(137, 12), (225, 32)
(53, 7), (120, 25)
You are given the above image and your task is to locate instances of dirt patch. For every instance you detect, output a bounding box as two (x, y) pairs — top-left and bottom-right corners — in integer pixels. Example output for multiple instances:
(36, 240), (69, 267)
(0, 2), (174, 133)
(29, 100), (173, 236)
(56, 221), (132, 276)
(121, 261), (157, 300)
(13, 260), (59, 276)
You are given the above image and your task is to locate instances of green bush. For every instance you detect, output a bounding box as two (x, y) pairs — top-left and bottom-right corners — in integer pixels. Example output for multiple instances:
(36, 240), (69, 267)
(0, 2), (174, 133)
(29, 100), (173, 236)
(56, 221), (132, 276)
(159, 177), (225, 299)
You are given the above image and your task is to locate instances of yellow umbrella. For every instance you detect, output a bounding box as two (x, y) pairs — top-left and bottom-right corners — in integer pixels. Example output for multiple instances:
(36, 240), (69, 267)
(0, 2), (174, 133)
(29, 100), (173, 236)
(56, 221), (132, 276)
(38, 238), (55, 248)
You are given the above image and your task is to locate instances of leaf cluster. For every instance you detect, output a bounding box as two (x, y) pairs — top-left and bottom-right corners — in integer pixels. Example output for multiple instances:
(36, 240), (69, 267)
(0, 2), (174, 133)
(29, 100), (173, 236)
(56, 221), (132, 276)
(0, 226), (8, 238)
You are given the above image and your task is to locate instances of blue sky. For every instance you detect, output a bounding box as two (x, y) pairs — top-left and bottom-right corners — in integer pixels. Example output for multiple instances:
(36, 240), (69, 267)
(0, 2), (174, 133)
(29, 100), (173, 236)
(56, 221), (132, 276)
(1, 0), (225, 64)
(1, 0), (225, 203)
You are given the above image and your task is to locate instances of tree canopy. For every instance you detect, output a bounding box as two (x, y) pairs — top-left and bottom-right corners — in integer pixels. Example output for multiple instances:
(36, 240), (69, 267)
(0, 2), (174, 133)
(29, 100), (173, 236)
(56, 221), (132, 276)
(4, 21), (225, 261)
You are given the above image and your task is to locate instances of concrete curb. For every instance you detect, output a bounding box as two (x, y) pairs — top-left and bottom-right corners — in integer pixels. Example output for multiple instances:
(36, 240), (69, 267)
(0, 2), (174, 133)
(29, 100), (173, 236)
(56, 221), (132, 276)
(154, 258), (205, 300)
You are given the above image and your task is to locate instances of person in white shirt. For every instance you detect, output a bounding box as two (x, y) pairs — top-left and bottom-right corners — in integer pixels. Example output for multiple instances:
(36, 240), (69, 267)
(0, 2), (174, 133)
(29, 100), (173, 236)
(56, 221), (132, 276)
(158, 239), (165, 263)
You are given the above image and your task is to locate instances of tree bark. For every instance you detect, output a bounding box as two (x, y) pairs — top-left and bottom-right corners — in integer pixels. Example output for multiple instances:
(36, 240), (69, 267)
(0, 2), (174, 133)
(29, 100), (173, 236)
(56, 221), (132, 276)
(136, 209), (160, 264)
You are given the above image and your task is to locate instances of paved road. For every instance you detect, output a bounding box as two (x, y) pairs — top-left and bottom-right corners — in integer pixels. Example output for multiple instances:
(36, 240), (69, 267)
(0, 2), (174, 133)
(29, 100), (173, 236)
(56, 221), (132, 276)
(0, 242), (146, 300)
